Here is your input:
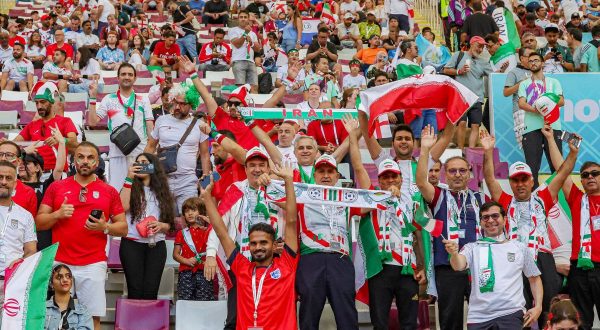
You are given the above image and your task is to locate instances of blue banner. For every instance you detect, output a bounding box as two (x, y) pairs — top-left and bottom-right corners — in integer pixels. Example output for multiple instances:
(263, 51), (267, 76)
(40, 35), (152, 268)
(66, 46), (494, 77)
(490, 73), (600, 173)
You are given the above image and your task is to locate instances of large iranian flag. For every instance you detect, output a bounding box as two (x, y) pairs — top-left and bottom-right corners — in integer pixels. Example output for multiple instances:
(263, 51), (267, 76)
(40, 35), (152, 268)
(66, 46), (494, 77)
(358, 75), (479, 137)
(492, 7), (521, 50)
(2, 244), (58, 330)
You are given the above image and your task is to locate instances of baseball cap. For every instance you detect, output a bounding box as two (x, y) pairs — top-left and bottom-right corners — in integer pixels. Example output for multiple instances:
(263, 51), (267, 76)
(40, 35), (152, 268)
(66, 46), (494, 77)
(571, 12), (581, 19)
(315, 154), (337, 169)
(344, 12), (354, 19)
(377, 159), (401, 176)
(545, 23), (560, 33)
(469, 36), (486, 45)
(509, 161), (532, 178)
(367, 10), (376, 16)
(245, 147), (269, 163)
(41, 14), (50, 21)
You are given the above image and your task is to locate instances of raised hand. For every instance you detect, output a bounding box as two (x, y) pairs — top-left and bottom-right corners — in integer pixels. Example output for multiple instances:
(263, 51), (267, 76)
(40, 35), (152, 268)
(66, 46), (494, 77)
(178, 56), (196, 75)
(341, 113), (359, 134)
(420, 125), (437, 149)
(479, 129), (495, 151)
(287, 61), (303, 81)
(271, 162), (294, 181)
(541, 124), (553, 139)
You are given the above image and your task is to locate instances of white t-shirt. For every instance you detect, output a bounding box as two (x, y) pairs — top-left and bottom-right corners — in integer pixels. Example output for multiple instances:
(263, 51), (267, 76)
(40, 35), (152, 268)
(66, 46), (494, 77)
(126, 187), (166, 243)
(98, 0), (115, 23)
(2, 58), (34, 82)
(77, 33), (100, 49)
(277, 145), (298, 169)
(0, 46), (13, 64)
(461, 240), (540, 323)
(0, 203), (37, 273)
(25, 45), (46, 58)
(41, 62), (72, 82)
(342, 74), (367, 89)
(228, 27), (258, 62)
(340, 1), (360, 13)
(151, 114), (209, 176)
(96, 92), (153, 158)
(81, 58), (101, 82)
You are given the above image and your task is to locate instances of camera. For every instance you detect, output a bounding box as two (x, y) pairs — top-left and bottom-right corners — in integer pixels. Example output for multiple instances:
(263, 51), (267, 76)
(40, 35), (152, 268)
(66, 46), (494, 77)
(211, 58), (219, 65)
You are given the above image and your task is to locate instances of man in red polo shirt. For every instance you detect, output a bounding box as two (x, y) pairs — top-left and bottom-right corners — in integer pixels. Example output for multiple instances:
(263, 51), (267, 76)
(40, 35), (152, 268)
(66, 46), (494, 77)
(202, 161), (299, 330)
(0, 141), (38, 216)
(45, 29), (74, 63)
(36, 142), (128, 330)
(14, 82), (78, 171)
(543, 126), (599, 330)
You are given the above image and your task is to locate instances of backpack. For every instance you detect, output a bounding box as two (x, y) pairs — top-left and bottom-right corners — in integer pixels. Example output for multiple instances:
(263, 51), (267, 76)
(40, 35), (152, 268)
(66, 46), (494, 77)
(258, 72), (273, 94)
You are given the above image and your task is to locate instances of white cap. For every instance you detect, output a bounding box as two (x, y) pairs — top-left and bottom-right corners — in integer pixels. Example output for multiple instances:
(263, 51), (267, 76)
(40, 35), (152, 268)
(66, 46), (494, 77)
(344, 12), (354, 19)
(508, 161), (532, 178)
(315, 154), (337, 169)
(245, 147), (269, 163)
(377, 159), (402, 176)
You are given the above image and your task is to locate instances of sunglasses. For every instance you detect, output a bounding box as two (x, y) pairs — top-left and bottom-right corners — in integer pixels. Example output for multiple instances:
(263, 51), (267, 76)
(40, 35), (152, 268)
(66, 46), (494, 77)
(227, 101), (242, 107)
(79, 187), (87, 203)
(581, 170), (600, 179)
(447, 168), (469, 176)
(481, 213), (501, 221)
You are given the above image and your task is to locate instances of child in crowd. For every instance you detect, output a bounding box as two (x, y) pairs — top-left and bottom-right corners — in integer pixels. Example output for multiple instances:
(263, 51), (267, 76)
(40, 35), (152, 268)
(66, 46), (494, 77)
(545, 298), (580, 330)
(342, 59), (367, 90)
(173, 197), (216, 301)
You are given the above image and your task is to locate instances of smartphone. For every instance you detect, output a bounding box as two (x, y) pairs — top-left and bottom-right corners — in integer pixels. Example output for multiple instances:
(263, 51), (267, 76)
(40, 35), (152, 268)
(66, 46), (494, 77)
(200, 172), (221, 189)
(89, 209), (103, 222)
(134, 162), (155, 174)
(560, 131), (582, 148)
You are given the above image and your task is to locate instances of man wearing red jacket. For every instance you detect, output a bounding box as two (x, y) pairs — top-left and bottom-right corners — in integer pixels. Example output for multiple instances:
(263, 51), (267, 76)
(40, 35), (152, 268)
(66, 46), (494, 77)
(198, 28), (231, 72)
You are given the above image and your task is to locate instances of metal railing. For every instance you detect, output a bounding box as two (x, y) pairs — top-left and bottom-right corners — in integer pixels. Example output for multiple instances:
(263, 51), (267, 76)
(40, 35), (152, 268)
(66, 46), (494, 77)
(413, 0), (445, 39)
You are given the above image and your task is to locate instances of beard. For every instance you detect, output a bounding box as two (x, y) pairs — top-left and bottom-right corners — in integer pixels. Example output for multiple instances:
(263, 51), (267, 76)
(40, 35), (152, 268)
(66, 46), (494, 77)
(0, 187), (11, 199)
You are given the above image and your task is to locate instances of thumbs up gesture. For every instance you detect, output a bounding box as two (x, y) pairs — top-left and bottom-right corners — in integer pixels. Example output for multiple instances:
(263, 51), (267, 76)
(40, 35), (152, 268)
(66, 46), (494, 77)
(56, 197), (75, 219)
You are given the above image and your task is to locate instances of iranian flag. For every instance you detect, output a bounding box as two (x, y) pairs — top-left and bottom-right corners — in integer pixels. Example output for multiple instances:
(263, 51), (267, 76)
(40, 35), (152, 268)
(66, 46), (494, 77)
(354, 213), (385, 305)
(356, 96), (391, 139)
(490, 42), (517, 72)
(413, 204), (444, 237)
(492, 7), (521, 50)
(2, 244), (58, 330)
(359, 75), (479, 137)
(395, 60), (424, 80)
(533, 92), (561, 124)
(540, 174), (572, 261)
(301, 19), (320, 45)
(321, 2), (336, 27)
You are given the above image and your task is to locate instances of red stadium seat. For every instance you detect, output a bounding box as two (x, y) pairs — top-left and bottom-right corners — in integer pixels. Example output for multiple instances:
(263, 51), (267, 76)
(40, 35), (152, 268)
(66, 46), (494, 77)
(114, 299), (170, 330)
(107, 238), (122, 270)
(64, 101), (87, 112)
(137, 70), (154, 78)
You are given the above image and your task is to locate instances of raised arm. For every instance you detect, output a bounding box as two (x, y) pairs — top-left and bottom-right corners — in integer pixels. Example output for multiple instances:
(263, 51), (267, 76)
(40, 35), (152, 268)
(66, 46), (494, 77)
(51, 125), (67, 181)
(202, 182), (236, 258)
(545, 130), (579, 202)
(358, 110), (383, 160)
(271, 163), (298, 252)
(179, 56), (218, 116)
(541, 125), (574, 197)
(480, 130), (503, 201)
(200, 122), (247, 164)
(342, 115), (371, 189)
(263, 62), (303, 108)
(416, 126), (436, 203)
(429, 123), (455, 161)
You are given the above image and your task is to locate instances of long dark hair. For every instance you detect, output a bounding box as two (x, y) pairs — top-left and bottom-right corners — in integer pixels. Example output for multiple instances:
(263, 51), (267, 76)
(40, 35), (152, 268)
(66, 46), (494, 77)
(128, 34), (146, 52)
(28, 30), (43, 48)
(78, 46), (94, 70)
(129, 153), (175, 228)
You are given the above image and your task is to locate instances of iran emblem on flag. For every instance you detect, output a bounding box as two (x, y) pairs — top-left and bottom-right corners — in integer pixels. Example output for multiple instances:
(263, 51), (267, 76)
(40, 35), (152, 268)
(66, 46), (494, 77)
(533, 92), (561, 124)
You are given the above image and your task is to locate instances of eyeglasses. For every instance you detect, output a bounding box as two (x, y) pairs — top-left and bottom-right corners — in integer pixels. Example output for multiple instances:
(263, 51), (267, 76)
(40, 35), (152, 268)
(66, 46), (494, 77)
(0, 152), (18, 161)
(447, 168), (469, 176)
(581, 170), (600, 179)
(529, 59), (542, 63)
(79, 187), (87, 203)
(227, 101), (242, 107)
(481, 213), (502, 221)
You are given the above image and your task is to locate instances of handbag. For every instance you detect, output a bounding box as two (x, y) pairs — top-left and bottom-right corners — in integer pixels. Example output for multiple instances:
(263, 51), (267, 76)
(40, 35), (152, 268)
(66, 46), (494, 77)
(135, 215), (158, 238)
(178, 6), (202, 32)
(109, 96), (141, 155)
(157, 117), (198, 174)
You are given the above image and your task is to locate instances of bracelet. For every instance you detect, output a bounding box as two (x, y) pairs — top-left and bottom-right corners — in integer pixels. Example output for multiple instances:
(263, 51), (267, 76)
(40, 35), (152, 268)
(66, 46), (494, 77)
(123, 182), (132, 189)
(124, 177), (133, 184)
(62, 137), (68, 144)
(190, 73), (199, 80)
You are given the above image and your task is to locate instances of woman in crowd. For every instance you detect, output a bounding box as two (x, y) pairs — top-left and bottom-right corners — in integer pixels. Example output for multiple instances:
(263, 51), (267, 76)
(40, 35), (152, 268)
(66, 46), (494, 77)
(281, 4), (303, 52)
(45, 264), (93, 330)
(340, 87), (359, 109)
(545, 299), (580, 330)
(68, 47), (100, 93)
(127, 34), (150, 68)
(26, 31), (46, 69)
(119, 153), (176, 300)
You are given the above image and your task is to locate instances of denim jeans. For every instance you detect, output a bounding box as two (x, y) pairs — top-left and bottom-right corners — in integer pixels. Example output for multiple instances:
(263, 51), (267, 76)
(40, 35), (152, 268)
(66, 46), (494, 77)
(410, 109), (438, 138)
(281, 38), (297, 53)
(176, 34), (198, 60)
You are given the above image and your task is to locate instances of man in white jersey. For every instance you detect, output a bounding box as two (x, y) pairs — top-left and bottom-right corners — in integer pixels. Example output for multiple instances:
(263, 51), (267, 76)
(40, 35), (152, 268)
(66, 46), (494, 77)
(445, 201), (543, 329)
(481, 129), (576, 327)
(87, 63), (154, 191)
(0, 42), (33, 92)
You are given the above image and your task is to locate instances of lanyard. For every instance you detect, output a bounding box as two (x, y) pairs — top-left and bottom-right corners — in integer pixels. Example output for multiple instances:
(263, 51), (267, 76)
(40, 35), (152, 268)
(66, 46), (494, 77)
(117, 90), (136, 119)
(0, 202), (13, 243)
(320, 121), (339, 146)
(298, 165), (315, 183)
(252, 264), (272, 327)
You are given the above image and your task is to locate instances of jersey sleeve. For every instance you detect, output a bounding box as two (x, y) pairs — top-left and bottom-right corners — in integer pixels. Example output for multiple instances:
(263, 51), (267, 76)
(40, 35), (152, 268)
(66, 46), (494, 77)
(522, 243), (542, 277)
(281, 244), (299, 269)
(24, 213), (38, 243)
(498, 191), (513, 210)
(536, 186), (557, 214)
(41, 181), (57, 208)
(459, 242), (475, 270)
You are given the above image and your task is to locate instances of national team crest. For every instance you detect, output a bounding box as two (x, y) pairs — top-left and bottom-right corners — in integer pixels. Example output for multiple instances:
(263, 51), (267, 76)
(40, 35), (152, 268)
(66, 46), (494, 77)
(10, 219), (18, 229)
(507, 252), (515, 262)
(93, 191), (99, 199)
(270, 268), (281, 280)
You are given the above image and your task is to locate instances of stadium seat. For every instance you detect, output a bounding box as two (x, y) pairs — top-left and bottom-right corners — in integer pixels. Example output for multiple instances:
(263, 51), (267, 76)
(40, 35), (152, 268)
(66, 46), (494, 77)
(203, 70), (235, 84)
(1, 91), (29, 104)
(107, 238), (123, 270)
(134, 77), (156, 86)
(17, 109), (36, 127)
(25, 101), (36, 112)
(248, 93), (272, 105)
(123, 267), (175, 301)
(103, 77), (119, 85)
(0, 111), (18, 129)
(64, 101), (87, 112)
(64, 111), (84, 129)
(114, 298), (170, 330)
(164, 240), (179, 268)
(175, 300), (228, 330)
(137, 70), (154, 79)
(100, 70), (118, 78)
(132, 85), (153, 93)
(102, 84), (119, 94)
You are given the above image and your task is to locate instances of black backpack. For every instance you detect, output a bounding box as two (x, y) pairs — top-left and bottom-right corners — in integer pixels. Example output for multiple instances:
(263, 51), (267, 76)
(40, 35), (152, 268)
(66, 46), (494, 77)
(258, 72), (273, 94)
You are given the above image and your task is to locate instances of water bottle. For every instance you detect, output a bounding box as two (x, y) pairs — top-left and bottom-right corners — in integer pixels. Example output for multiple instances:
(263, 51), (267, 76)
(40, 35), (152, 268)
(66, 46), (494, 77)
(148, 230), (156, 248)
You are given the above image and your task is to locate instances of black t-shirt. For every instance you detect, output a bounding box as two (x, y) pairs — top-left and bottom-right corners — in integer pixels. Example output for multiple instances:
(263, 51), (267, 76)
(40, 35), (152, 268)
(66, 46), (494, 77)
(307, 40), (338, 63)
(565, 21), (590, 32)
(173, 4), (196, 36)
(461, 13), (499, 41)
(204, 0), (228, 14)
(25, 174), (55, 250)
(245, 2), (269, 18)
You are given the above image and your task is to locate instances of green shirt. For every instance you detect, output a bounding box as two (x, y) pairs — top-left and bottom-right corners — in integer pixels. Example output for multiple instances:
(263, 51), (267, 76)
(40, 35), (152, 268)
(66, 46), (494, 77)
(580, 42), (600, 72)
(358, 22), (381, 40)
(517, 76), (562, 134)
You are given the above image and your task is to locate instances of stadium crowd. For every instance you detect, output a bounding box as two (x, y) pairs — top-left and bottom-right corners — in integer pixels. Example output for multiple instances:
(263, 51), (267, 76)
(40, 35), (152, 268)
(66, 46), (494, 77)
(0, 0), (599, 328)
